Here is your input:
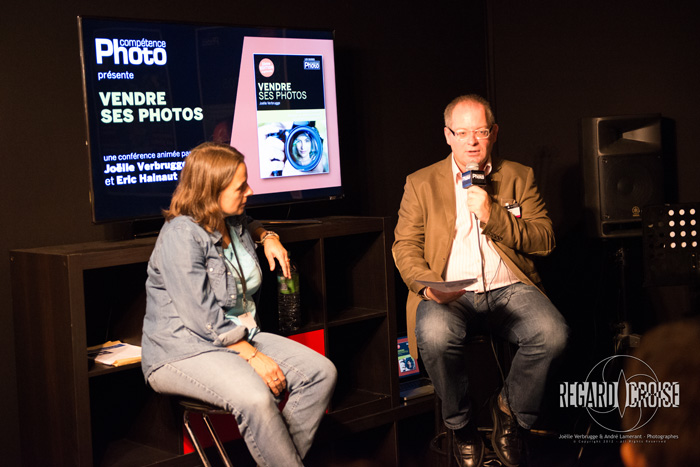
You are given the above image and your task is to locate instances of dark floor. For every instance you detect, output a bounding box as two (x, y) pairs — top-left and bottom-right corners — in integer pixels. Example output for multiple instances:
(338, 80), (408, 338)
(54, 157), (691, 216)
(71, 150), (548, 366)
(308, 407), (625, 467)
(398, 421), (625, 467)
(179, 412), (625, 467)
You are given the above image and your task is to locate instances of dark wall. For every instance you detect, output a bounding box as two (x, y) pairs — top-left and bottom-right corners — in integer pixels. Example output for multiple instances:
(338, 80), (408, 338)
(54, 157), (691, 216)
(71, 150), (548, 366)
(490, 1), (700, 233)
(488, 1), (700, 379)
(0, 1), (488, 464)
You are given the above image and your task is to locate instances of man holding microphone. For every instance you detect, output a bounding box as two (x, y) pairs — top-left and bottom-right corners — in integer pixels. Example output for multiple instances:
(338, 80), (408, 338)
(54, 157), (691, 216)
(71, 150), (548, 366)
(393, 94), (568, 467)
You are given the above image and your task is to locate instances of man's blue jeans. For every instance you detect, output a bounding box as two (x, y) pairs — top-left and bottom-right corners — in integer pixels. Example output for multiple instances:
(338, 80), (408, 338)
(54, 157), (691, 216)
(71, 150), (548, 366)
(415, 283), (568, 430)
(147, 332), (337, 466)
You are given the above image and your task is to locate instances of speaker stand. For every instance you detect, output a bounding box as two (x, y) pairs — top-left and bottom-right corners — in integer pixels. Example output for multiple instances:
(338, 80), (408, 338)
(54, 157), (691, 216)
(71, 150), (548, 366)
(577, 239), (641, 464)
(612, 242), (641, 353)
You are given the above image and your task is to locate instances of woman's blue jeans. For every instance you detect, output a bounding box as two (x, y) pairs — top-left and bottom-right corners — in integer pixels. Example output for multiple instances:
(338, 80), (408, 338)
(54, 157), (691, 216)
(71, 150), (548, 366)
(415, 283), (568, 430)
(148, 332), (337, 466)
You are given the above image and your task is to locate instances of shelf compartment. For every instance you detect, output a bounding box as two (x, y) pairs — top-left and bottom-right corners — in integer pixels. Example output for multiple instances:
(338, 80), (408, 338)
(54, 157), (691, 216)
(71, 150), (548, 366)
(326, 307), (388, 326)
(323, 230), (389, 322)
(83, 262), (148, 349)
(89, 369), (181, 466)
(257, 238), (324, 333)
(326, 317), (392, 418)
(327, 389), (393, 423)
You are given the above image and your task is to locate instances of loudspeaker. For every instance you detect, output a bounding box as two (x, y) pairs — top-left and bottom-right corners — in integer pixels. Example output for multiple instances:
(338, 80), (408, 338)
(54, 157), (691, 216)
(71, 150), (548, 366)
(580, 114), (664, 238)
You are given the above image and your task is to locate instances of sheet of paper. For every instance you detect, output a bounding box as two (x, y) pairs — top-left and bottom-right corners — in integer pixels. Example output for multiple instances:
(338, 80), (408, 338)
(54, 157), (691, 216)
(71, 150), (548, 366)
(87, 340), (142, 367)
(416, 278), (477, 293)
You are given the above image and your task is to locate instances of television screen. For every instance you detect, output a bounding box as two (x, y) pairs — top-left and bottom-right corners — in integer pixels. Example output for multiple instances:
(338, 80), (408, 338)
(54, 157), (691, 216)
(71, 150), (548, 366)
(78, 17), (342, 223)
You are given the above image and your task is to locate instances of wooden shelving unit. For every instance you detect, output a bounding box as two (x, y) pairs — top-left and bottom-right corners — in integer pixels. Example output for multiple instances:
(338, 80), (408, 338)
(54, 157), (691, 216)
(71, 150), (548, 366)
(11, 216), (431, 466)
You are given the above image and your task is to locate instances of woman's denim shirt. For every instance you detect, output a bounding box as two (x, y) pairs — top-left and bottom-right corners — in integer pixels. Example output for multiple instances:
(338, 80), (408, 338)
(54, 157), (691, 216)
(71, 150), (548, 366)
(141, 214), (262, 381)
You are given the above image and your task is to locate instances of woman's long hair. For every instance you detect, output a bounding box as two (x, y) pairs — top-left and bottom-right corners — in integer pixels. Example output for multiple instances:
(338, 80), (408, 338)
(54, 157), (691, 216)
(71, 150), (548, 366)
(164, 142), (245, 234)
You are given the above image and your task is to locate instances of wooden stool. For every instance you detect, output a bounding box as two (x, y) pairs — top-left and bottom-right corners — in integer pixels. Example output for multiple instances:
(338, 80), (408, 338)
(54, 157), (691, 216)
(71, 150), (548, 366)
(179, 398), (235, 467)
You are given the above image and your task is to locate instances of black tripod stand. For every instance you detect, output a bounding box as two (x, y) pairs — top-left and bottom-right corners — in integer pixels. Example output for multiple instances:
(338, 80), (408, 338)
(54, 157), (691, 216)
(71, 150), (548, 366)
(611, 242), (641, 353)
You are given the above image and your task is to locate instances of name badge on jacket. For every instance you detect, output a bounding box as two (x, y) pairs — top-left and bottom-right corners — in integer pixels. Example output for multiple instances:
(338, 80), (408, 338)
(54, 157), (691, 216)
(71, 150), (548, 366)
(505, 202), (521, 218)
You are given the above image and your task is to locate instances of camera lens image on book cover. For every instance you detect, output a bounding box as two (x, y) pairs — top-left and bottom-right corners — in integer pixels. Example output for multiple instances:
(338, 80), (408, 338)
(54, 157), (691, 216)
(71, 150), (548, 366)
(259, 120), (329, 178)
(285, 123), (323, 172)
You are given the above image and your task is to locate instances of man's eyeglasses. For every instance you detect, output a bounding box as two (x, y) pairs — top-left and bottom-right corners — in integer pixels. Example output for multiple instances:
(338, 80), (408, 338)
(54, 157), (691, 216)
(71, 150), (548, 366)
(446, 126), (493, 141)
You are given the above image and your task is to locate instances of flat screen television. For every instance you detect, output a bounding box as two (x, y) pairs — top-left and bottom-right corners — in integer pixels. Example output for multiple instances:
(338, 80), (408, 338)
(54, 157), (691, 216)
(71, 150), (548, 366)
(78, 16), (342, 224)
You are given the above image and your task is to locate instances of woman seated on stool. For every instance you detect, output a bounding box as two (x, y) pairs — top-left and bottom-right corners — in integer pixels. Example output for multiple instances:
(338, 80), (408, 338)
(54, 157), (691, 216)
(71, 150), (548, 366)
(141, 142), (337, 466)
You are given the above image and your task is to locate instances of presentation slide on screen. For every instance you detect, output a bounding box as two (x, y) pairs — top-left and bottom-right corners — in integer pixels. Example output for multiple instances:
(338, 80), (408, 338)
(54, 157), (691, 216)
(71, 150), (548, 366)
(80, 18), (340, 221)
(229, 36), (340, 197)
(254, 54), (329, 179)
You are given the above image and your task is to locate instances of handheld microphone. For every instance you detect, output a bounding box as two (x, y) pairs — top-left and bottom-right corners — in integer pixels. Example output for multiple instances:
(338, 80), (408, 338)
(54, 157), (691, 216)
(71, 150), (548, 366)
(461, 162), (486, 189)
(463, 162), (486, 227)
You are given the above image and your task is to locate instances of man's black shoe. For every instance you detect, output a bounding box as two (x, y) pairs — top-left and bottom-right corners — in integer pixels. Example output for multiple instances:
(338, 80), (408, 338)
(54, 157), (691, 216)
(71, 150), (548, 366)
(452, 424), (484, 467)
(490, 395), (523, 467)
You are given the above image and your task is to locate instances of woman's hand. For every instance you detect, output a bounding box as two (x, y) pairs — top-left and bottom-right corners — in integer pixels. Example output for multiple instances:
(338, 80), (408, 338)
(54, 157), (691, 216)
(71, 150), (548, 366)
(262, 236), (291, 279)
(248, 351), (287, 396)
(229, 341), (287, 396)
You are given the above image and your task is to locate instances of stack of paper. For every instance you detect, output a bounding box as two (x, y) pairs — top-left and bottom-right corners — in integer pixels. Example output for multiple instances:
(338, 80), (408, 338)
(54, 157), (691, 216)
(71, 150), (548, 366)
(87, 340), (141, 367)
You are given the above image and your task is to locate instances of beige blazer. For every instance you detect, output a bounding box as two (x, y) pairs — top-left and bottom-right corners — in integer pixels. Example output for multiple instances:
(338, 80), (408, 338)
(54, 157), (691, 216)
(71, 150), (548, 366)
(393, 154), (555, 358)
